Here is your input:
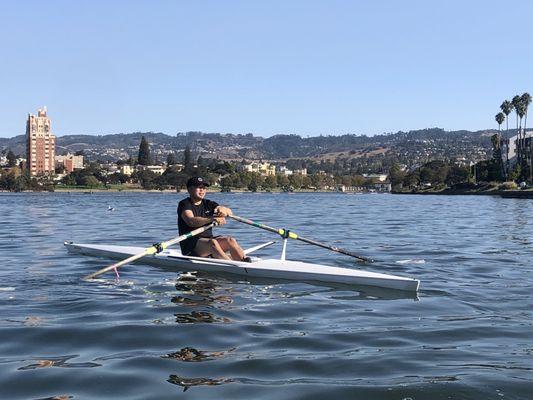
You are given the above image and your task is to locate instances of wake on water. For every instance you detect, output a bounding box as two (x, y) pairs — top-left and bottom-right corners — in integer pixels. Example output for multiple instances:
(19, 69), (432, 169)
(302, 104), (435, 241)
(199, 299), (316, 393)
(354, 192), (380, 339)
(395, 259), (426, 265)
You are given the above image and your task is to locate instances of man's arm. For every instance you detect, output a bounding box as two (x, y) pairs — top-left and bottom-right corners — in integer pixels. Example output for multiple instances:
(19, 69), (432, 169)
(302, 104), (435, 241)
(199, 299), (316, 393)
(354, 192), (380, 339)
(181, 209), (226, 227)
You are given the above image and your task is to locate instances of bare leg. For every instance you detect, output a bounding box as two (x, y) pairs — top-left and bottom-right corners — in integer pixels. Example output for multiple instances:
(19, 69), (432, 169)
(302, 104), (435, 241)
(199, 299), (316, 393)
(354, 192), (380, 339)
(216, 237), (245, 261)
(194, 238), (232, 260)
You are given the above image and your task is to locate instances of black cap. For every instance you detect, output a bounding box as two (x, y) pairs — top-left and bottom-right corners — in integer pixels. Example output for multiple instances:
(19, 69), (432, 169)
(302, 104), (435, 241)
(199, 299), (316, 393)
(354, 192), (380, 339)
(186, 176), (210, 188)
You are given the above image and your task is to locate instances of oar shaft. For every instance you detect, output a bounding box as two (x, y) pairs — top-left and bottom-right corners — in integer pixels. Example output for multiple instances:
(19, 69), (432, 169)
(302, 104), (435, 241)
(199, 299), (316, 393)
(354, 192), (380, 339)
(228, 215), (372, 262)
(296, 236), (372, 262)
(83, 222), (217, 280)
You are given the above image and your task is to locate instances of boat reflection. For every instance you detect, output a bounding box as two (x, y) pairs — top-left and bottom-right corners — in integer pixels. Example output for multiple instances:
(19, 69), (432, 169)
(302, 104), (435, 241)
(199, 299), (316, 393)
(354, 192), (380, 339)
(174, 310), (231, 324)
(172, 273), (234, 324)
(171, 270), (419, 302)
(163, 346), (233, 362)
(167, 374), (232, 392)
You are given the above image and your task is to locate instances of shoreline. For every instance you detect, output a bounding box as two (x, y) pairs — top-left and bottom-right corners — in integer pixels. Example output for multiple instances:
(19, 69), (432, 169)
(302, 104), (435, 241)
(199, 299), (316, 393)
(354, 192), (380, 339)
(2, 188), (532, 198)
(392, 189), (533, 199)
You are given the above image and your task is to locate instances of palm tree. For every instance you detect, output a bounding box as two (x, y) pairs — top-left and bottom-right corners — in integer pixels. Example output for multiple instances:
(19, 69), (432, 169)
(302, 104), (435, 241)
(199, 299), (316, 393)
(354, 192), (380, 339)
(512, 95), (524, 164)
(500, 100), (513, 177)
(522, 93), (532, 130)
(495, 112), (505, 133)
(512, 95), (521, 131)
(500, 100), (513, 134)
(516, 101), (526, 165)
(522, 92), (532, 182)
(495, 112), (506, 179)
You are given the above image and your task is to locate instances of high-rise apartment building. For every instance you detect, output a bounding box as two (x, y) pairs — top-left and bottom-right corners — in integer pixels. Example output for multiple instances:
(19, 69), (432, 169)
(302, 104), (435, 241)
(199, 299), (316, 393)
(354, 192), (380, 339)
(26, 106), (56, 175)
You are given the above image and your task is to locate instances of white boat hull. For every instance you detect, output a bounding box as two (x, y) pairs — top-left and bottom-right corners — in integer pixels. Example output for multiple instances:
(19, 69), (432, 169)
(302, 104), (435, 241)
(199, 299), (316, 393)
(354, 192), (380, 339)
(64, 242), (420, 292)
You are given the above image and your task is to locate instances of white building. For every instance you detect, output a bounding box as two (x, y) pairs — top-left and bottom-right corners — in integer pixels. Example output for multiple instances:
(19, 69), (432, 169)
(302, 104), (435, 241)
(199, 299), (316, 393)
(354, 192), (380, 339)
(137, 165), (166, 175)
(363, 174), (388, 182)
(277, 165), (293, 175)
(501, 130), (533, 169)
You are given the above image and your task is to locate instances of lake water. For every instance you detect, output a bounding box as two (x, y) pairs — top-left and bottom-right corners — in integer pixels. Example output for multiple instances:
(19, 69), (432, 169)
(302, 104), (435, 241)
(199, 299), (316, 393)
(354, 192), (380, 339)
(0, 192), (532, 399)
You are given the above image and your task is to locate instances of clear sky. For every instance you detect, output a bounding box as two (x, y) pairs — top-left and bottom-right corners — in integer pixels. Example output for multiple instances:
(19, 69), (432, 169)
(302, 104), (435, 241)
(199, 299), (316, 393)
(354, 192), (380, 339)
(0, 0), (532, 138)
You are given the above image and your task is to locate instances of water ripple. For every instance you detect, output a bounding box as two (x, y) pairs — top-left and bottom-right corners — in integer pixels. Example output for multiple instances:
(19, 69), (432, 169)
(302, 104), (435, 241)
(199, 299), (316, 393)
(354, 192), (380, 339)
(0, 192), (532, 399)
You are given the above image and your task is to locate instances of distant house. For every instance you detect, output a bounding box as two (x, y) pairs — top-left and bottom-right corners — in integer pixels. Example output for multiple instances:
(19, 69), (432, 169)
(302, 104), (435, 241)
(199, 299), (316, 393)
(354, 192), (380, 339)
(120, 165), (135, 176)
(363, 173), (388, 182)
(55, 153), (84, 173)
(277, 165), (293, 175)
(137, 165), (166, 175)
(238, 161), (276, 176)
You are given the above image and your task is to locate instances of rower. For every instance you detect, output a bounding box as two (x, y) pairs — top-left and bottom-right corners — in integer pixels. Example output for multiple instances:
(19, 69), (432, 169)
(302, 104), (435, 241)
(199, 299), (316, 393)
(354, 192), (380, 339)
(177, 176), (251, 262)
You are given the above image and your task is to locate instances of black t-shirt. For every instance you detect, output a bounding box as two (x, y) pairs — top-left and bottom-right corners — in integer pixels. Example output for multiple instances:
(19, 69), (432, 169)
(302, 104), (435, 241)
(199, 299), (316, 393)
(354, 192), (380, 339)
(177, 197), (219, 255)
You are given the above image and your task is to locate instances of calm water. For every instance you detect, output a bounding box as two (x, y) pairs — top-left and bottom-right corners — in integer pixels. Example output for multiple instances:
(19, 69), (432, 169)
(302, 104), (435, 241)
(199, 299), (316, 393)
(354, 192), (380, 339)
(0, 192), (532, 400)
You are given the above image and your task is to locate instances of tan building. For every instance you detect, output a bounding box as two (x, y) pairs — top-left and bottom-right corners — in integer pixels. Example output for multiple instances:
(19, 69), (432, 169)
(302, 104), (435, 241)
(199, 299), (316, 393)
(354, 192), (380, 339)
(56, 154), (84, 173)
(239, 161), (276, 176)
(120, 165), (135, 176)
(26, 106), (56, 176)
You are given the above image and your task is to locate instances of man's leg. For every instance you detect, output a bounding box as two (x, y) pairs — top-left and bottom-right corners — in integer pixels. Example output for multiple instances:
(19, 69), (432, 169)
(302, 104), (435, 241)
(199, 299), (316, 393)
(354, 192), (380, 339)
(216, 236), (245, 261)
(193, 238), (232, 260)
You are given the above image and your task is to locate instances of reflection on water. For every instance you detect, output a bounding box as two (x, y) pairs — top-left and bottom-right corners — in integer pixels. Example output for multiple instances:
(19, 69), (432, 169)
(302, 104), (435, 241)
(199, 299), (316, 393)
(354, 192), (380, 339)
(174, 310), (231, 324)
(163, 347), (232, 362)
(167, 374), (232, 392)
(18, 355), (101, 370)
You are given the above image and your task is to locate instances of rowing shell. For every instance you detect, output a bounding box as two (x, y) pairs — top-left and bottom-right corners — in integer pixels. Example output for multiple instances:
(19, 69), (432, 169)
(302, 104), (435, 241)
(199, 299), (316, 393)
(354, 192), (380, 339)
(64, 242), (420, 292)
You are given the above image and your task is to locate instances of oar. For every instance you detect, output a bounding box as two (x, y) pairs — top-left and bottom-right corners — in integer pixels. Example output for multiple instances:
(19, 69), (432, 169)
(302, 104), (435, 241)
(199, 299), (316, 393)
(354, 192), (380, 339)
(228, 215), (373, 263)
(83, 222), (218, 280)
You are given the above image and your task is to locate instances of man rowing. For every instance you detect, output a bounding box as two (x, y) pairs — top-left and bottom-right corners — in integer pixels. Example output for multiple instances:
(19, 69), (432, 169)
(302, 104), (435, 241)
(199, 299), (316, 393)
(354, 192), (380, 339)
(178, 176), (250, 262)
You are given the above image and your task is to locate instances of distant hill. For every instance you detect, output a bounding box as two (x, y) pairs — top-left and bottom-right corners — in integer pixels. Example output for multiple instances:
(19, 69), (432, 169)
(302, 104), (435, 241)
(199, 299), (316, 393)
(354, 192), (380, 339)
(0, 128), (497, 166)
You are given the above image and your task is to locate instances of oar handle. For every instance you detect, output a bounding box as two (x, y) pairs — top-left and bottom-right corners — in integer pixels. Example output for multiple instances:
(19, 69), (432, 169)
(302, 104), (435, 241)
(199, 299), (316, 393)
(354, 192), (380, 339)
(83, 222), (218, 280)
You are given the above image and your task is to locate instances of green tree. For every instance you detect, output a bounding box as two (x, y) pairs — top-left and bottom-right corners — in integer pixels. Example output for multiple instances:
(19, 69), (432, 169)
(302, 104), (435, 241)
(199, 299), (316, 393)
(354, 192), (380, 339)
(288, 174), (303, 189)
(521, 92), (532, 133)
(135, 169), (157, 190)
(220, 175), (233, 190)
(495, 112), (505, 134)
(493, 113), (505, 179)
(108, 172), (129, 184)
(161, 165), (188, 189)
(276, 174), (290, 188)
(166, 152), (177, 166)
(137, 136), (152, 166)
(389, 163), (406, 188)
(500, 100), (513, 177)
(183, 145), (193, 174)
(511, 95), (524, 164)
(512, 95), (521, 132)
(445, 165), (470, 186)
(61, 174), (77, 186)
(81, 175), (100, 188)
(6, 150), (16, 167)
(500, 100), (513, 133)
(403, 171), (420, 189)
(263, 175), (277, 190)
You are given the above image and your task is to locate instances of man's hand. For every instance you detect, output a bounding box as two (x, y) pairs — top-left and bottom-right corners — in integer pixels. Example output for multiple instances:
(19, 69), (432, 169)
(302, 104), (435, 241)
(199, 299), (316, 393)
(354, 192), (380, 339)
(214, 206), (233, 217)
(214, 216), (226, 225)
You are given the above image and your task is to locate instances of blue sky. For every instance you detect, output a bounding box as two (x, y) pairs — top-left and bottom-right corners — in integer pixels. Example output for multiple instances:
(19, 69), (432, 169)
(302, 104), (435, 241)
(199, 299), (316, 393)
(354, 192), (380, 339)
(0, 0), (532, 138)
